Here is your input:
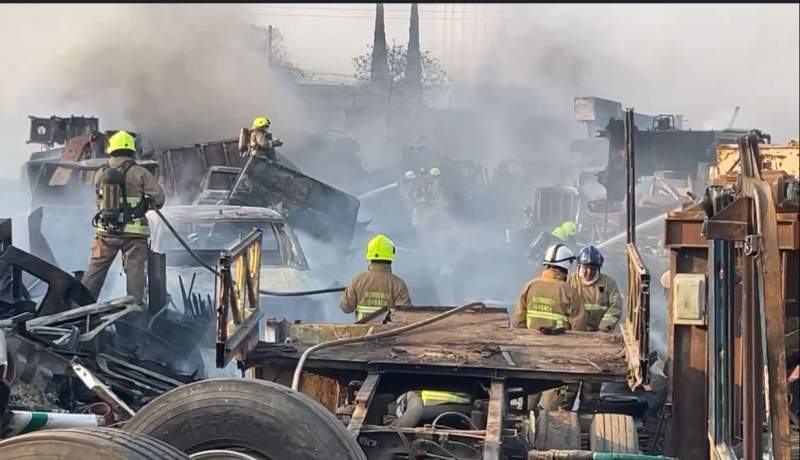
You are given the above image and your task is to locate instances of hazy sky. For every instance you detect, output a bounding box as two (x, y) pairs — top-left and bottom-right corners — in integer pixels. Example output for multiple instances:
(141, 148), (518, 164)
(0, 3), (798, 178)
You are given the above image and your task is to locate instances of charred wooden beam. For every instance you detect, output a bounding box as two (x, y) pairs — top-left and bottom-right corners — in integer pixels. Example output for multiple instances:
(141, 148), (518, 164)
(347, 373), (381, 438)
(483, 379), (505, 460)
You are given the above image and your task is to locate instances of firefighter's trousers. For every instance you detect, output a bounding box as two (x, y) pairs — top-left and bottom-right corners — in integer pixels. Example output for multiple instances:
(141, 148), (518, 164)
(82, 234), (148, 304)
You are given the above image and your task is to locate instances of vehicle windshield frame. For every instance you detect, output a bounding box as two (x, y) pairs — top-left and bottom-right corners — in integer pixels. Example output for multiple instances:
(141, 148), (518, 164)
(152, 217), (307, 269)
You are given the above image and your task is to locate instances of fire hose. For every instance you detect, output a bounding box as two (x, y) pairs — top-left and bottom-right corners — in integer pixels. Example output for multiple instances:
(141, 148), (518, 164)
(291, 301), (486, 390)
(152, 207), (344, 297)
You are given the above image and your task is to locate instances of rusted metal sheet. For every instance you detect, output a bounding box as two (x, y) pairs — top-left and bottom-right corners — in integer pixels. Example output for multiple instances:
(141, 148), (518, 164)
(713, 141), (799, 179)
(664, 211), (800, 251)
(669, 319), (709, 459)
(622, 243), (650, 390)
(620, 108), (652, 391)
(299, 371), (342, 414)
(704, 196), (750, 241)
(664, 214), (706, 248)
(227, 155), (360, 253)
(784, 251), (800, 317)
(625, 109), (637, 244)
(737, 134), (791, 458)
(215, 229), (263, 368)
(599, 117), (718, 202)
(483, 379), (505, 460)
(151, 139), (247, 204)
(777, 213), (800, 250)
(254, 361), (343, 412)
(60, 133), (96, 162)
(741, 253), (763, 459)
(347, 373), (380, 437)
(27, 115), (98, 146)
(669, 133), (794, 458)
(665, 247), (708, 459)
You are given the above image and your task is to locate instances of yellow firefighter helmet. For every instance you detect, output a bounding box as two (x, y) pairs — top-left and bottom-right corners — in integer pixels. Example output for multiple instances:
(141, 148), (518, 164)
(366, 234), (396, 262)
(252, 116), (270, 129)
(106, 131), (136, 155)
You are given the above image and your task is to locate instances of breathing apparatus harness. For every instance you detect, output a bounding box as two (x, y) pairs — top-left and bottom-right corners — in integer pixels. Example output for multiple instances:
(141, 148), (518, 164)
(92, 159), (151, 233)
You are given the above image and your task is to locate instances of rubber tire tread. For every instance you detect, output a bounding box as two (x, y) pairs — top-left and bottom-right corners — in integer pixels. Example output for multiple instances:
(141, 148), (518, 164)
(589, 412), (639, 453)
(123, 378), (366, 460)
(0, 427), (189, 460)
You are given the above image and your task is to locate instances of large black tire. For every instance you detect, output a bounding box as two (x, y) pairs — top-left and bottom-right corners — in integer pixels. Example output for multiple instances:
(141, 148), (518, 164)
(124, 378), (366, 460)
(0, 427), (189, 460)
(589, 413), (639, 453)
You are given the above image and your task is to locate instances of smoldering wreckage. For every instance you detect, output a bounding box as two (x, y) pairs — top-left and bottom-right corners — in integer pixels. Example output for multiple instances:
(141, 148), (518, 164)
(0, 103), (797, 460)
(0, 30), (799, 460)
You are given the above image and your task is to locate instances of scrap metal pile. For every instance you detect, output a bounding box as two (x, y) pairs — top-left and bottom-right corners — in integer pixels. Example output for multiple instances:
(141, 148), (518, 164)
(0, 218), (190, 434)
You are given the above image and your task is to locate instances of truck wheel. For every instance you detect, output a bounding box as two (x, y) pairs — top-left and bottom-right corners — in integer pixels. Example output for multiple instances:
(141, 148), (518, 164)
(124, 378), (366, 460)
(589, 413), (639, 453)
(0, 427), (189, 459)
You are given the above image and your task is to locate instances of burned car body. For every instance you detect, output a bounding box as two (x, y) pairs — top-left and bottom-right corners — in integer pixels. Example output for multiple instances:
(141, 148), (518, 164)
(148, 205), (334, 325)
(191, 166), (241, 206)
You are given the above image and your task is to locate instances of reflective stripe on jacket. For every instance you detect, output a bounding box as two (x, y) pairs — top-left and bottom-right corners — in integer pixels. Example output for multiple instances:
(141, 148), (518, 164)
(513, 267), (587, 331)
(95, 195), (150, 236)
(355, 303), (384, 321)
(567, 272), (623, 332)
(340, 262), (412, 320)
(420, 390), (471, 405)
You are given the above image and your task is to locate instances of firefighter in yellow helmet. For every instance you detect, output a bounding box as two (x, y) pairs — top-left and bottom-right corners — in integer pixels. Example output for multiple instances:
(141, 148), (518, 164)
(551, 220), (578, 241)
(247, 116), (282, 161)
(252, 116), (270, 130)
(339, 234), (412, 321)
(82, 131), (165, 304)
(528, 220), (579, 265)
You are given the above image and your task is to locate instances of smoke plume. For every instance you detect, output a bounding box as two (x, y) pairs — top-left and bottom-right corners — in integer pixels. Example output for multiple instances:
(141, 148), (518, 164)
(0, 4), (309, 176)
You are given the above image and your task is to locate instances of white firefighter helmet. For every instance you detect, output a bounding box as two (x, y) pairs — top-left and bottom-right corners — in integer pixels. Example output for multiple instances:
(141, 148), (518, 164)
(542, 244), (575, 271)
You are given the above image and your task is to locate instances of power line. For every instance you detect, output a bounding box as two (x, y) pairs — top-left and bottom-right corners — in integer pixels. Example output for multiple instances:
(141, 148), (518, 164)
(251, 12), (510, 21)
(253, 4), (502, 14)
(252, 5), (412, 13)
(250, 4), (509, 20)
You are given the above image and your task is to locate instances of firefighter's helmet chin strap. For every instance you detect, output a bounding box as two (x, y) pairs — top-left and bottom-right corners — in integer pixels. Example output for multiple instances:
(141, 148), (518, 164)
(581, 271), (600, 286)
(545, 243), (576, 264)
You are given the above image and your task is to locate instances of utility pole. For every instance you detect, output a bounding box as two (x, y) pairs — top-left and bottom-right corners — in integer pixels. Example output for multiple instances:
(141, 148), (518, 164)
(460, 4), (466, 81)
(371, 4), (389, 88)
(406, 3), (422, 98)
(267, 25), (273, 67)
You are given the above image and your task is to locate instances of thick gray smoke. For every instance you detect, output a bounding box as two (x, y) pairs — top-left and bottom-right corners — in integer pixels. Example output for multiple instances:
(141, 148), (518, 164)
(471, 4), (799, 143)
(0, 4), (309, 173)
(0, 4), (311, 264)
(1, 5), (798, 343)
(57, 5), (309, 148)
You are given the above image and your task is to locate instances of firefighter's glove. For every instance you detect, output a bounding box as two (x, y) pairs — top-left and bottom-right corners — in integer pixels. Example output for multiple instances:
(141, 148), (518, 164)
(538, 326), (567, 335)
(142, 194), (153, 211)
